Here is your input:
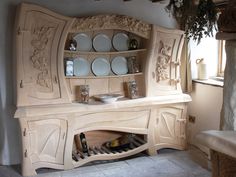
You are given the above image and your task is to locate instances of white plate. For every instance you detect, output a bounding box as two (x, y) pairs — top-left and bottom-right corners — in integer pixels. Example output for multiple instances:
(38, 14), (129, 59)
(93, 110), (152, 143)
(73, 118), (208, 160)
(93, 34), (112, 52)
(111, 56), (128, 75)
(73, 33), (92, 51)
(73, 57), (90, 76)
(112, 33), (129, 51)
(92, 57), (110, 76)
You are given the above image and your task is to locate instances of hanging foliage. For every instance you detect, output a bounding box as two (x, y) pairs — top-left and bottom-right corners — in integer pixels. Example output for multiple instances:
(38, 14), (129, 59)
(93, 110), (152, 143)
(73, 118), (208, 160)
(166, 0), (218, 44)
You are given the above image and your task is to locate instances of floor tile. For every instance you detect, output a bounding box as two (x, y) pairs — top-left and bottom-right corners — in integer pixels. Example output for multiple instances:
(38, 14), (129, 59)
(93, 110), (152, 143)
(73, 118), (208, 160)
(95, 161), (129, 170)
(2, 149), (211, 177)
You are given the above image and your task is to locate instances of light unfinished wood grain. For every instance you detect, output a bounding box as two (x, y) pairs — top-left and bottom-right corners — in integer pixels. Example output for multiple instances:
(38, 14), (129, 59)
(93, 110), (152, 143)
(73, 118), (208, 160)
(14, 3), (190, 176)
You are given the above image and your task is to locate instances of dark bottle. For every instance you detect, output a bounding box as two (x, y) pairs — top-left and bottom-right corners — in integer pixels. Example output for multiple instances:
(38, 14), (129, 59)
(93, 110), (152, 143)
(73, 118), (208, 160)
(80, 133), (89, 154)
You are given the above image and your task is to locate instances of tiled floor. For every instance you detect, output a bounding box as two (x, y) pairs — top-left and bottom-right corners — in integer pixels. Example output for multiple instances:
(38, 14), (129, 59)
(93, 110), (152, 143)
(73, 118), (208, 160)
(0, 149), (211, 177)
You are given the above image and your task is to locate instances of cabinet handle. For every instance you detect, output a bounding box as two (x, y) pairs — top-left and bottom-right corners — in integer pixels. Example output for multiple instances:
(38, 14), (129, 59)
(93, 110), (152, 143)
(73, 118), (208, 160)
(17, 27), (30, 35)
(23, 128), (27, 136)
(54, 76), (58, 84)
(171, 61), (180, 66)
(24, 150), (28, 158)
(62, 132), (66, 140)
(170, 79), (180, 85)
(177, 119), (186, 139)
(177, 119), (186, 123)
(20, 80), (23, 88)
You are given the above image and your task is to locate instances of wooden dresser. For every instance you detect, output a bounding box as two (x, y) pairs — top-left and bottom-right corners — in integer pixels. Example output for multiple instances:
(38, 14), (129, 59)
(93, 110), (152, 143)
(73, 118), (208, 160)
(14, 3), (191, 176)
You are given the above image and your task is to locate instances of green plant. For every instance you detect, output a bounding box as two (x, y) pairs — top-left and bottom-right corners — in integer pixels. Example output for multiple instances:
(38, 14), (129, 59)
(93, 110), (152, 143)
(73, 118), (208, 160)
(166, 0), (218, 44)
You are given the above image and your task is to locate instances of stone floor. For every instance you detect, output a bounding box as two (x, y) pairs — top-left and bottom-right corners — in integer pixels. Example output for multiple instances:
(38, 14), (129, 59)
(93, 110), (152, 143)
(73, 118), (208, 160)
(0, 148), (211, 177)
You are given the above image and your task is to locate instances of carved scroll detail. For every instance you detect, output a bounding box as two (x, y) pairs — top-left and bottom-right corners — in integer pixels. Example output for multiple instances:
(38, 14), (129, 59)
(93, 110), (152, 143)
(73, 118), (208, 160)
(155, 40), (172, 82)
(30, 26), (55, 88)
(71, 15), (151, 39)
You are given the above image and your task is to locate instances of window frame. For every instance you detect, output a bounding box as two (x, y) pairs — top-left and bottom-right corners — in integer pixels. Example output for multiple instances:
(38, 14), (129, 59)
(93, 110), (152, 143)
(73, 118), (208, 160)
(218, 40), (226, 77)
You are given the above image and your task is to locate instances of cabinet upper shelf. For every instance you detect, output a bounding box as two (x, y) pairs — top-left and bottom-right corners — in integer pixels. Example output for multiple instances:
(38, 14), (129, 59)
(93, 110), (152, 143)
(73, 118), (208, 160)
(65, 72), (143, 79)
(64, 49), (147, 58)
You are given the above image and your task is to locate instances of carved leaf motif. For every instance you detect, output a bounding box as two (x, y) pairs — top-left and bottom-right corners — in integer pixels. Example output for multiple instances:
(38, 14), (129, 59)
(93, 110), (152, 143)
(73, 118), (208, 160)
(155, 40), (172, 82)
(71, 15), (151, 39)
(30, 26), (55, 88)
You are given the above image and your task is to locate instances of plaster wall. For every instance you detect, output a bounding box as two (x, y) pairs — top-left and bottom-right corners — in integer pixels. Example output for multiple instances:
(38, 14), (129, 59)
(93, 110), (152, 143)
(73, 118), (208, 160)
(0, 0), (176, 165)
(187, 83), (223, 149)
(187, 36), (223, 151)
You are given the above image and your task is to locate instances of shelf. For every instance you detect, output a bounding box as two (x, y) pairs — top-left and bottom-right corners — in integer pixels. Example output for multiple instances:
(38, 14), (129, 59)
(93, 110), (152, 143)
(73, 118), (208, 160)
(65, 72), (143, 79)
(72, 135), (148, 167)
(64, 49), (147, 58)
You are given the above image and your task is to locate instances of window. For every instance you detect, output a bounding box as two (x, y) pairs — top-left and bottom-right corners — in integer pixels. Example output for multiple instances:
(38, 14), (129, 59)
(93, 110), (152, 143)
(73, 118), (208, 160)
(218, 40), (226, 77)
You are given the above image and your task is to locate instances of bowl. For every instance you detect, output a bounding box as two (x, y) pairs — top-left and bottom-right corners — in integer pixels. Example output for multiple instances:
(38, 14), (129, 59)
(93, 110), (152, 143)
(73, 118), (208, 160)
(100, 95), (118, 103)
(94, 94), (123, 104)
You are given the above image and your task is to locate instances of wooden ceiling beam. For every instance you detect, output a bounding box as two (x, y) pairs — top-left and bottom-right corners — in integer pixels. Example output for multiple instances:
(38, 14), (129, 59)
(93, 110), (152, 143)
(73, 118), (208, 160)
(95, 0), (164, 2)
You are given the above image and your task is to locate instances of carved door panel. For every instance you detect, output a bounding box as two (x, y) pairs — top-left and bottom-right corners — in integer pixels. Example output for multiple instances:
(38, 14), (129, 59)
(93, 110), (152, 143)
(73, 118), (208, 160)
(154, 106), (186, 149)
(146, 25), (184, 96)
(27, 119), (67, 164)
(16, 3), (73, 106)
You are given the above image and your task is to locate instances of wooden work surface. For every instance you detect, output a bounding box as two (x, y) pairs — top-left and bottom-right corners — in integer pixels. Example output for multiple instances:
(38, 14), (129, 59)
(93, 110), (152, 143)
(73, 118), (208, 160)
(15, 94), (191, 118)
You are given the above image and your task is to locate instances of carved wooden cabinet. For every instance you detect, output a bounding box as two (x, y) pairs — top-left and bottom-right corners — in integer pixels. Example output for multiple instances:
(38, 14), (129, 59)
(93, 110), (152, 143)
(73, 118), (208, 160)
(153, 104), (187, 150)
(14, 3), (191, 177)
(146, 26), (184, 96)
(28, 119), (67, 163)
(19, 117), (68, 176)
(15, 3), (73, 106)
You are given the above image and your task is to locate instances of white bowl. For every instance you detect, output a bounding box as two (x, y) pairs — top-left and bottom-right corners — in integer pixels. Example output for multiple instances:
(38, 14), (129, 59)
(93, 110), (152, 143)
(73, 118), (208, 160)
(94, 94), (123, 104)
(100, 95), (118, 103)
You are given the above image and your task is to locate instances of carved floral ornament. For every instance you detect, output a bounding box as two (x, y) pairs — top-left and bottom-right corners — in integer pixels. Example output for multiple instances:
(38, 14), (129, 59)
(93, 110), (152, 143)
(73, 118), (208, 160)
(155, 40), (172, 82)
(71, 15), (151, 39)
(30, 26), (55, 89)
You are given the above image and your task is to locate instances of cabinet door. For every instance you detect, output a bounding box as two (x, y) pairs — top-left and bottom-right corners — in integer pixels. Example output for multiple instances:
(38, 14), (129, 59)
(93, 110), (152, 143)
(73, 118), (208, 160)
(154, 106), (186, 149)
(146, 25), (184, 96)
(27, 119), (67, 164)
(15, 3), (73, 106)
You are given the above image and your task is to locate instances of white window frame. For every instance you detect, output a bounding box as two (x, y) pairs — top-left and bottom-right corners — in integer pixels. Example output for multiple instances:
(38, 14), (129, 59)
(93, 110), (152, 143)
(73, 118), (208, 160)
(218, 40), (226, 77)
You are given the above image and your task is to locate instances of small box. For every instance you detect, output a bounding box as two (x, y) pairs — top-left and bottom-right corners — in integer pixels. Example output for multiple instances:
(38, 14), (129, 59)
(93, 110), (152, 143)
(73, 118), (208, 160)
(127, 56), (140, 74)
(76, 85), (90, 103)
(65, 59), (73, 76)
(125, 81), (139, 99)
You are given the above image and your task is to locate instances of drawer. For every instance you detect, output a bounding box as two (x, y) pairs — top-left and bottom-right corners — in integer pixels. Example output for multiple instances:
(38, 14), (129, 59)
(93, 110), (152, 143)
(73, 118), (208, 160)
(75, 109), (150, 131)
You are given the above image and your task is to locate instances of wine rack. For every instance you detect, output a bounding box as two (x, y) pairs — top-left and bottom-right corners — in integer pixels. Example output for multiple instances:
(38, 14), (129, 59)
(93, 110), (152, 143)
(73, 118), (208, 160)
(72, 134), (148, 166)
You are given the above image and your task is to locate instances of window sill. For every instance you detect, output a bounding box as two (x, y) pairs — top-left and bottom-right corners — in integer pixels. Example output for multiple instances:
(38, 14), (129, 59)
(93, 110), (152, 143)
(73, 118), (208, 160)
(193, 77), (224, 87)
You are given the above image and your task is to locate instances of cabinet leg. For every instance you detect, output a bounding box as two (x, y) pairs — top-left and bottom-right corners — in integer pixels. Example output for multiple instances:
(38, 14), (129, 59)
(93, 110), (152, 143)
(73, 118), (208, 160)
(22, 157), (37, 177)
(147, 147), (157, 156)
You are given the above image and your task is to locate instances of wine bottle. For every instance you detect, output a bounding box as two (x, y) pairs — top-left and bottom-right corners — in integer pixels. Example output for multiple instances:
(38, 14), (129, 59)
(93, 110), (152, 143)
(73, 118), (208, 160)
(80, 133), (89, 154)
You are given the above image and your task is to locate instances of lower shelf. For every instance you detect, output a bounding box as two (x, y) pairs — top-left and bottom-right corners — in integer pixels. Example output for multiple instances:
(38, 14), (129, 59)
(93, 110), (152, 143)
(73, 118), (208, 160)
(72, 135), (148, 167)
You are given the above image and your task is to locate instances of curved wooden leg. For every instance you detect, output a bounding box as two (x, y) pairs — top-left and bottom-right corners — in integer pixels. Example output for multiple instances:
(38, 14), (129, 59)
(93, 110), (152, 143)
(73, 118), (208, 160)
(22, 156), (37, 177)
(147, 147), (157, 156)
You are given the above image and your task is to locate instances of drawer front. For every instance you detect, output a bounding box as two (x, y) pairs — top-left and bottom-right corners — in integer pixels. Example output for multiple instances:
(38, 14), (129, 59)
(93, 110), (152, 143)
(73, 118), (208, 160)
(75, 109), (150, 131)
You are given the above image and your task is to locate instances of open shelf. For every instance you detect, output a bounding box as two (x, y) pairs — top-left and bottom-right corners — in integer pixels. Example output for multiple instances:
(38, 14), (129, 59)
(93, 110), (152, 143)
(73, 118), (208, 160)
(65, 72), (143, 79)
(72, 132), (148, 167)
(64, 49), (147, 58)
